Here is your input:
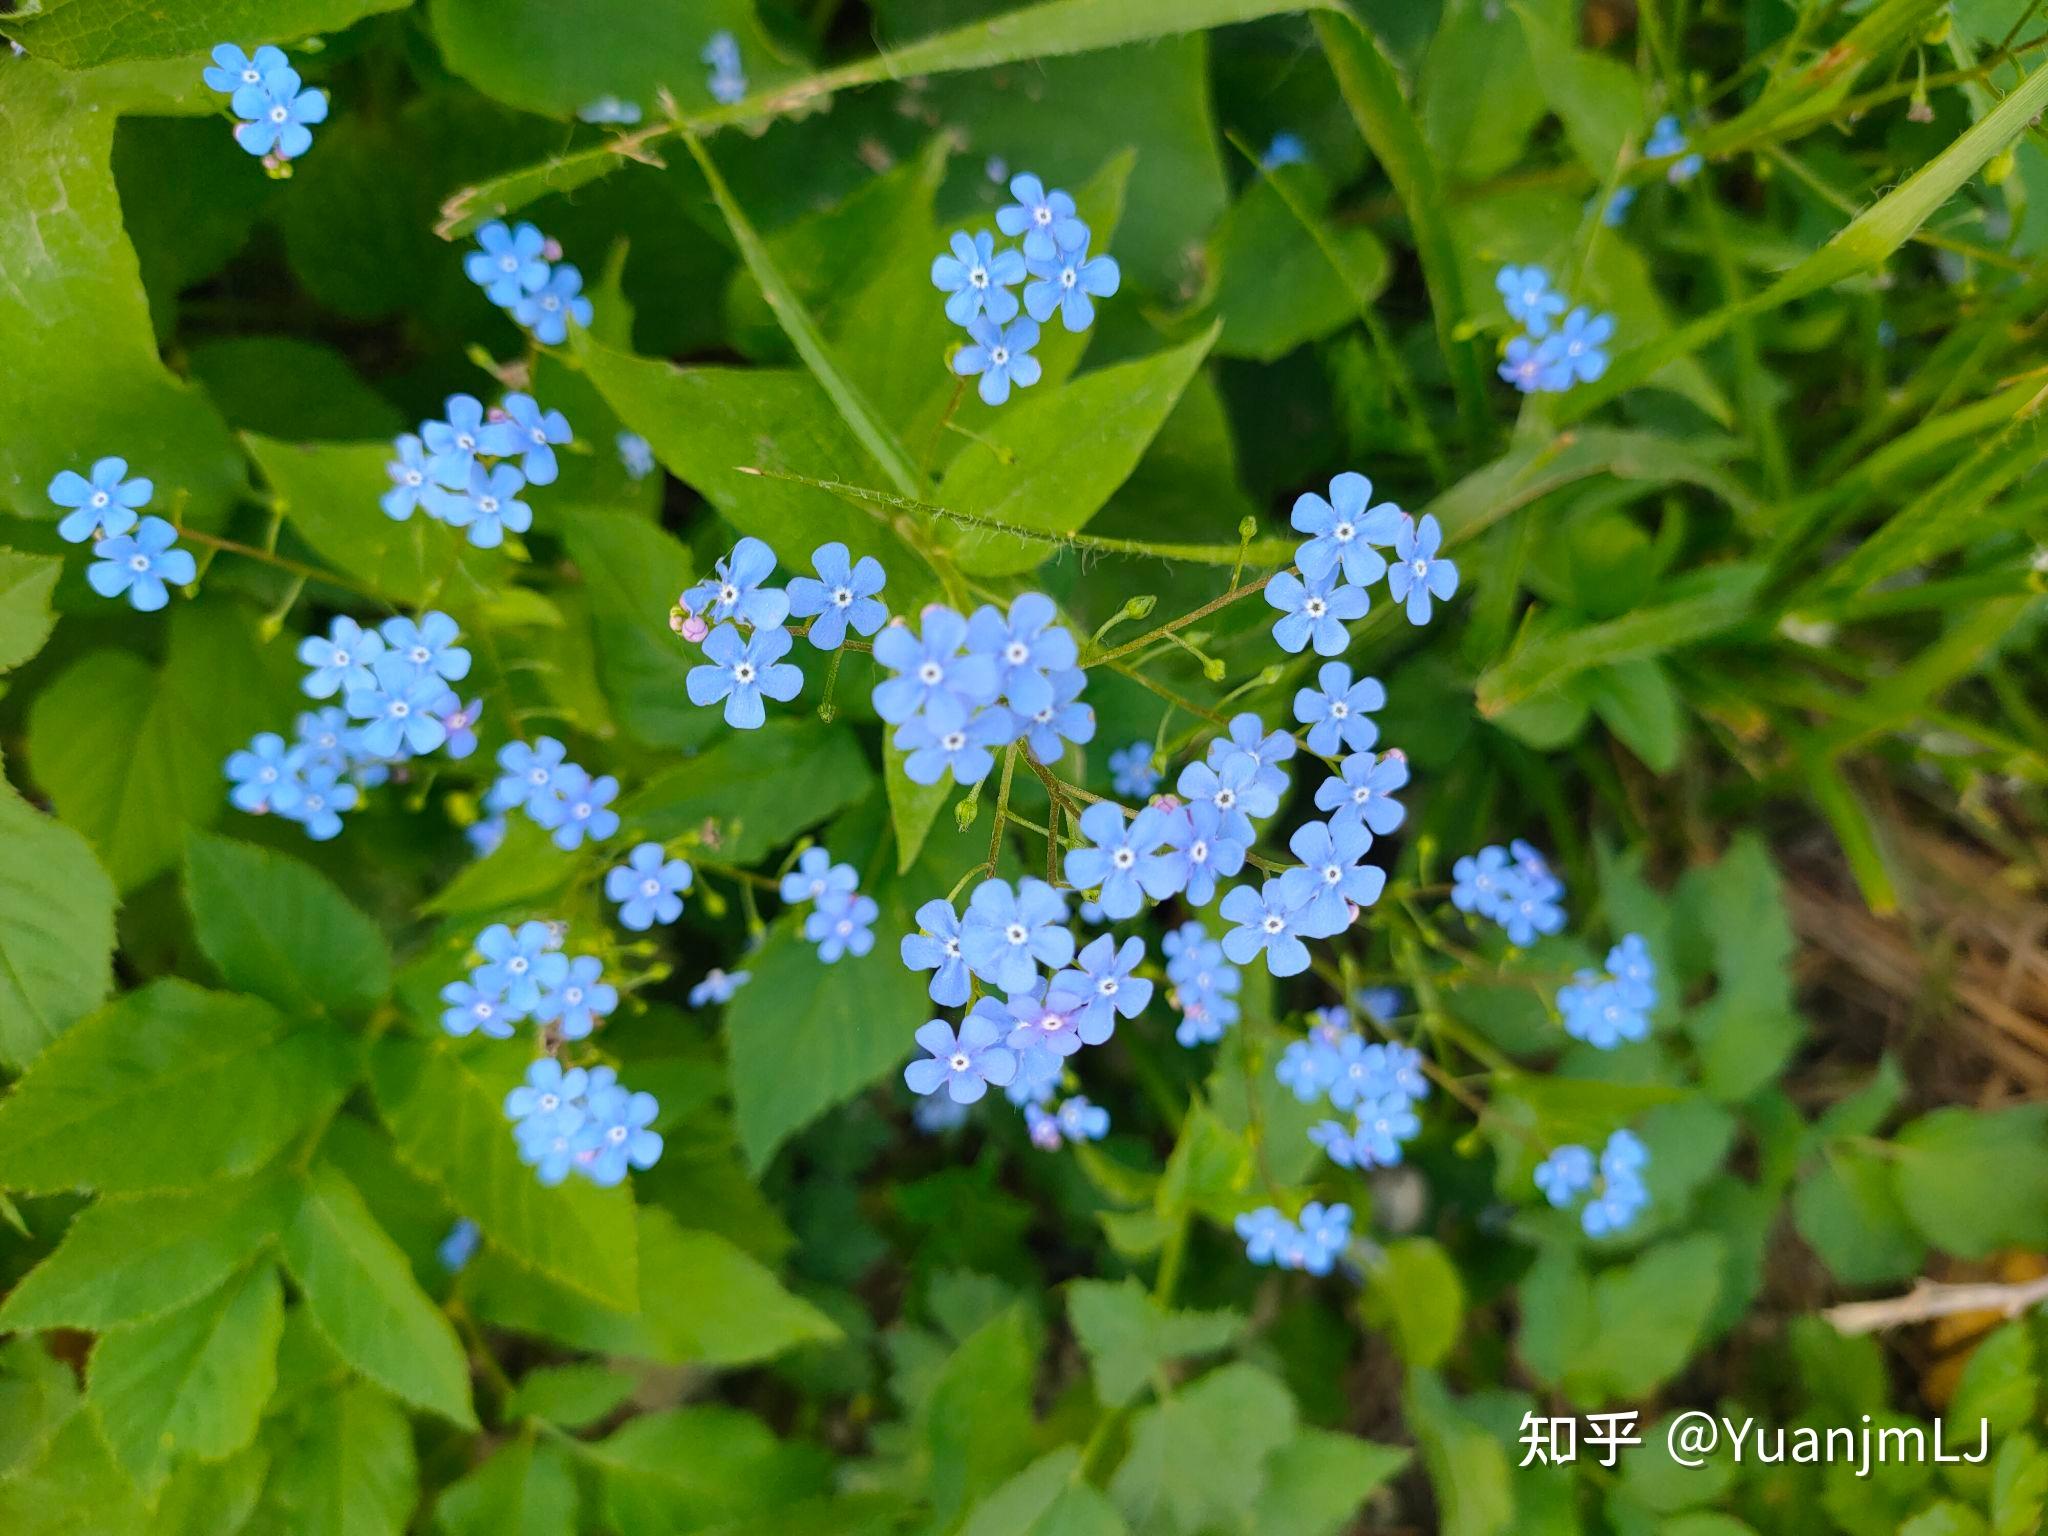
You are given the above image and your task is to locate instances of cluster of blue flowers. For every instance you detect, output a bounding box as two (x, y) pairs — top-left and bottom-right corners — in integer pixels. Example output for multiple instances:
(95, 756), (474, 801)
(688, 967), (750, 1008)
(1107, 742), (1160, 798)
(1535, 1128), (1651, 1237)
(1557, 933), (1658, 1049)
(781, 847), (877, 963)
(1269, 472), (1459, 645)
(1164, 920), (1241, 1046)
(1450, 839), (1567, 946)
(578, 96), (643, 126)
(1025, 1094), (1109, 1151)
(873, 594), (1093, 786)
(504, 1059), (662, 1188)
(930, 171), (1121, 404)
(382, 391), (570, 550)
(45, 456), (197, 613)
(486, 736), (620, 851)
(203, 43), (327, 165)
(441, 919), (618, 1043)
(606, 842), (694, 931)
(1235, 1202), (1353, 1275)
(1495, 266), (1616, 395)
(703, 30), (747, 104)
(1276, 1008), (1432, 1170)
(223, 611), (478, 840)
(463, 221), (591, 345)
(1646, 114), (1703, 183)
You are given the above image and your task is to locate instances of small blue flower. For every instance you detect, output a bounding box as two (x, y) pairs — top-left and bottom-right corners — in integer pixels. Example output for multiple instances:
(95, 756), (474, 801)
(696, 536), (791, 630)
(277, 764), (357, 841)
(1176, 753), (1276, 840)
(996, 173), (1086, 261)
(1451, 845), (1516, 921)
(1314, 750), (1408, 836)
(1582, 1170), (1649, 1238)
(1236, 1206), (1291, 1266)
(438, 697), (483, 760)
(806, 892), (878, 964)
(702, 31), (746, 103)
(1358, 987), (1408, 1025)
(578, 1080), (663, 1186)
(1277, 1027), (1348, 1103)
(952, 316), (1042, 406)
(48, 456), (150, 543)
(914, 1095), (972, 1135)
(931, 230), (1025, 326)
(606, 842), (693, 930)
(1261, 132), (1310, 170)
(430, 461), (533, 549)
(577, 97), (643, 125)
(381, 434), (431, 521)
(688, 967), (749, 1008)
(780, 847), (857, 906)
(688, 623), (804, 730)
(1597, 186), (1636, 226)
(999, 983), (1087, 1059)
(224, 732), (299, 814)
(1107, 743), (1159, 798)
(530, 765), (620, 850)
(440, 978), (513, 1039)
(1558, 973), (1649, 1050)
(496, 394), (572, 485)
(1151, 800), (1247, 907)
(535, 954), (618, 1041)
(1294, 662), (1385, 757)
(1055, 933), (1152, 1041)
(505, 1059), (588, 1137)
(959, 876), (1072, 995)
(437, 1219), (480, 1272)
(1062, 800), (1173, 920)
(1026, 1103), (1065, 1151)
(786, 541), (888, 650)
(465, 221), (551, 307)
(1607, 933), (1658, 1010)
(1495, 265), (1565, 337)
(1056, 1096), (1110, 1143)
(902, 898), (972, 1007)
(1290, 1201), (1352, 1274)
(1005, 1036), (1064, 1104)
(617, 431), (656, 480)
(1168, 921), (1241, 1045)
(1278, 817), (1385, 940)
(513, 264), (592, 345)
(473, 920), (568, 1013)
(1291, 472), (1403, 587)
(1500, 333), (1566, 394)
(893, 696), (1010, 786)
(467, 817), (506, 857)
(297, 616), (385, 700)
(1646, 114), (1702, 183)
(871, 606), (999, 724)
(204, 43), (287, 95)
(86, 517), (194, 611)
(1313, 1094), (1418, 1168)
(968, 593), (1079, 709)
(488, 736), (568, 814)
(346, 655), (453, 758)
(1019, 666), (1093, 762)
(1219, 879), (1312, 978)
(423, 395), (515, 489)
(1534, 1143), (1596, 1208)
(1386, 513), (1459, 625)
(1022, 238), (1120, 332)
(1265, 567), (1368, 656)
(380, 611), (472, 683)
(232, 67), (328, 160)
(1208, 712), (1294, 805)
(1499, 876), (1567, 947)
(905, 1014), (1018, 1105)
(1602, 1128), (1648, 1180)
(1551, 307), (1614, 387)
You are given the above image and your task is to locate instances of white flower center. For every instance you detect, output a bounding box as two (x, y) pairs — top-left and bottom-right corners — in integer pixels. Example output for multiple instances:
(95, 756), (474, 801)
(943, 937), (961, 957)
(949, 1052), (971, 1072)
(1323, 864), (1342, 885)
(269, 105), (288, 123)
(1411, 558), (1429, 577)
(542, 296), (560, 312)
(455, 433), (474, 451)
(508, 956), (528, 975)
(1004, 640), (1029, 665)
(1262, 914), (1285, 934)
(528, 767), (549, 786)
(90, 490), (109, 508)
(1352, 786), (1371, 804)
(718, 582), (739, 605)
(564, 987), (583, 1006)
(1189, 840), (1209, 863)
(477, 496), (498, 514)
(404, 469), (422, 486)
(733, 661), (756, 684)
(942, 730), (966, 751)
(1004, 922), (1028, 946)
(1214, 788), (1236, 810)
(990, 345), (1009, 366)
(608, 1126), (627, 1145)
(970, 266), (988, 289)
(1033, 206), (1051, 226)
(1304, 597), (1327, 619)
(1098, 977), (1118, 996)
(572, 802), (591, 820)
(1330, 701), (1349, 718)
(1112, 848), (1134, 869)
(128, 554), (151, 572)
(538, 1092), (557, 1112)
(918, 661), (943, 685)
(242, 67), (260, 83)
(500, 254), (518, 272)
(641, 878), (662, 897)
(832, 587), (852, 607)
(1061, 268), (1077, 288)
(1333, 521), (1354, 542)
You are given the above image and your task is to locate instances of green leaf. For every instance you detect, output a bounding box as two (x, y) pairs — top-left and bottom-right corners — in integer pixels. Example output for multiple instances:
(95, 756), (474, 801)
(502, 1364), (638, 1430)
(1249, 1431), (1409, 1536)
(935, 327), (1219, 576)
(928, 1308), (1043, 1528)
(1512, 3), (1642, 174)
(1362, 1237), (1465, 1367)
(244, 434), (470, 604)
(1519, 1235), (1725, 1404)
(0, 771), (117, 1070)
(277, 1161), (477, 1427)
(0, 1410), (151, 1536)
(585, 1405), (826, 1533)
(1204, 174), (1390, 363)
(883, 735), (952, 876)
(1683, 834), (1805, 1103)
(1110, 1362), (1297, 1535)
(1891, 1105), (2048, 1257)
(963, 1449), (1128, 1536)
(621, 717), (874, 865)
(0, 1), (409, 66)
(369, 1033), (639, 1309)
(1065, 1277), (1245, 1408)
(1792, 1146), (1926, 1285)
(0, 979), (355, 1195)
(26, 604), (299, 891)
(1419, 0), (1561, 181)
(1402, 1369), (1513, 1536)
(556, 508), (699, 750)
(256, 1380), (417, 1536)
(1584, 659), (1684, 774)
(1991, 1432), (2048, 1536)
(1899, 1503), (1991, 1536)
(183, 833), (393, 1019)
(0, 59), (243, 532)
(0, 550), (62, 672)
(86, 1262), (283, 1493)
(434, 1435), (577, 1536)
(0, 1168), (294, 1331)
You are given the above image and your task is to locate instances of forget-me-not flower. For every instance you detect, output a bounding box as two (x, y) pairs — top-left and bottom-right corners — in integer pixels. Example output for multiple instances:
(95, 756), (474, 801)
(1291, 472), (1403, 587)
(297, 616), (384, 699)
(1022, 239), (1119, 331)
(786, 541), (887, 650)
(696, 536), (791, 629)
(474, 920), (568, 1013)
(232, 67), (328, 160)
(1056, 933), (1152, 1041)
(959, 876), (1072, 994)
(894, 695), (1010, 786)
(689, 967), (750, 1007)
(1019, 666), (1094, 761)
(514, 265), (592, 345)
(1315, 750), (1408, 836)
(381, 434), (431, 521)
(1108, 742), (1159, 798)
(380, 611), (471, 683)
(1219, 879), (1312, 977)
(872, 606), (999, 723)
(781, 846), (857, 907)
(535, 955), (619, 1040)
(224, 732), (298, 814)
(496, 394), (572, 485)
(931, 229), (1025, 326)
(440, 979), (512, 1039)
(1152, 800), (1246, 908)
(1062, 801), (1173, 920)
(1294, 662), (1385, 757)
(902, 898), (972, 1007)
(687, 623), (804, 729)
(48, 456), (150, 543)
(86, 517), (195, 611)
(997, 173), (1086, 261)
(530, 765), (620, 850)
(953, 316), (1042, 406)
(905, 1014), (1018, 1104)
(607, 842), (693, 930)
(1278, 817), (1385, 939)
(1496, 265), (1565, 337)
(465, 221), (551, 307)
(1551, 307), (1614, 387)
(204, 43), (286, 94)
(1387, 513), (1459, 625)
(1265, 567), (1368, 656)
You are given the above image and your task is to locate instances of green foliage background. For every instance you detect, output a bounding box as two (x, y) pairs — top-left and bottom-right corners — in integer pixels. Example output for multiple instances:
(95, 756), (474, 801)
(2, 1), (2048, 1534)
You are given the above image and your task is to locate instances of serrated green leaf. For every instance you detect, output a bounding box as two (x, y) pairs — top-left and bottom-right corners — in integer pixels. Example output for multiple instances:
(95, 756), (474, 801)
(0, 1409), (151, 1536)
(0, 979), (355, 1196)
(620, 717), (874, 867)
(584, 1405), (827, 1533)
(277, 1161), (477, 1427)
(254, 1380), (416, 1536)
(433, 1434), (577, 1536)
(502, 1364), (638, 1430)
(1111, 1362), (1296, 1536)
(0, 550), (62, 672)
(1065, 1278), (1244, 1409)
(1892, 1104), (2048, 1258)
(1792, 1146), (1926, 1285)
(183, 832), (392, 1019)
(0, 0), (409, 66)
(963, 1449), (1128, 1536)
(1250, 1431), (1409, 1536)
(0, 772), (117, 1070)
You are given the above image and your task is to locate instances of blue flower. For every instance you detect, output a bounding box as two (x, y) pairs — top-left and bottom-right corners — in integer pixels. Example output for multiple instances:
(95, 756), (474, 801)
(1278, 818), (1385, 940)
(578, 96), (643, 125)
(1055, 933), (1152, 1041)
(1026, 1103), (1065, 1151)
(1261, 132), (1310, 170)
(291, 708), (357, 777)
(473, 920), (568, 1013)
(438, 697), (483, 760)
(204, 43), (287, 95)
(505, 1059), (587, 1134)
(86, 517), (194, 611)
(1510, 838), (1561, 894)
(786, 541), (887, 650)
(297, 616), (385, 699)
(1290, 472), (1403, 587)
(1208, 712), (1295, 803)
(1647, 114), (1702, 183)
(467, 817), (506, 857)
(1000, 983), (1086, 1059)
(1236, 1206), (1291, 1266)
(1499, 876), (1567, 947)
(1602, 1128), (1648, 1180)
(1597, 186), (1636, 226)
(893, 695), (1010, 786)
(1607, 933), (1657, 1009)
(381, 434), (431, 521)
(1551, 307), (1614, 387)
(871, 606), (999, 724)
(1500, 332), (1566, 394)
(1495, 264), (1565, 337)
(1324, 1036), (1393, 1111)
(530, 765), (620, 850)
(225, 732), (299, 814)
(1386, 513), (1459, 625)
(617, 431), (656, 480)
(1063, 800), (1173, 920)
(1277, 1028), (1347, 1103)
(578, 1080), (663, 1186)
(440, 978), (514, 1039)
(1005, 1038), (1064, 1105)
(1294, 662), (1385, 757)
(1022, 238), (1119, 332)
(1151, 800), (1247, 907)
(48, 456), (150, 543)
(931, 230), (1025, 326)
(779, 847), (855, 907)
(1265, 567), (1368, 656)
(430, 461), (533, 549)
(465, 221), (550, 307)
(1314, 750), (1408, 836)
(423, 395), (515, 489)
(688, 623), (804, 729)
(959, 876), (1072, 994)
(952, 316), (1042, 406)
(905, 1014), (1018, 1104)
(1451, 845), (1515, 920)
(1582, 1169), (1649, 1237)
(1219, 879), (1311, 977)
(702, 31), (746, 102)
(380, 611), (471, 683)
(496, 394), (572, 485)
(1176, 754), (1274, 841)
(1019, 666), (1094, 761)
(967, 593), (1079, 717)
(1056, 1096), (1110, 1143)
(232, 67), (328, 160)
(914, 1095), (971, 1135)
(1108, 742), (1160, 798)
(698, 537), (791, 630)
(437, 1219), (480, 1272)
(277, 764), (357, 840)
(806, 892), (878, 963)
(488, 736), (568, 814)
(513, 264), (592, 345)
(996, 173), (1086, 261)
(1359, 987), (1408, 1026)
(346, 654), (453, 757)
(1312, 1096), (1417, 1169)
(1534, 1143), (1596, 1208)
(606, 842), (692, 930)
(689, 967), (749, 1008)
(902, 898), (972, 1007)
(535, 954), (618, 1040)
(1558, 973), (1648, 1050)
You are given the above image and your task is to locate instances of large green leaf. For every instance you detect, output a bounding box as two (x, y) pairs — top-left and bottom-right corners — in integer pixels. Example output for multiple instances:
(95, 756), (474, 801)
(0, 1), (410, 65)
(1204, 174), (1390, 363)
(1250, 1431), (1409, 1536)
(0, 771), (117, 1070)
(556, 507), (699, 750)
(87, 1261), (284, 1493)
(585, 1405), (826, 1533)
(183, 832), (393, 1019)
(278, 1161), (477, 1427)
(433, 1434), (577, 1536)
(244, 434), (469, 605)
(1891, 1105), (2048, 1258)
(1110, 1362), (1297, 1535)
(962, 1449), (1128, 1536)
(254, 1380), (418, 1536)
(1402, 1370), (1512, 1536)
(620, 717), (874, 866)
(0, 979), (355, 1196)
(1065, 1278), (1244, 1409)
(0, 550), (62, 672)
